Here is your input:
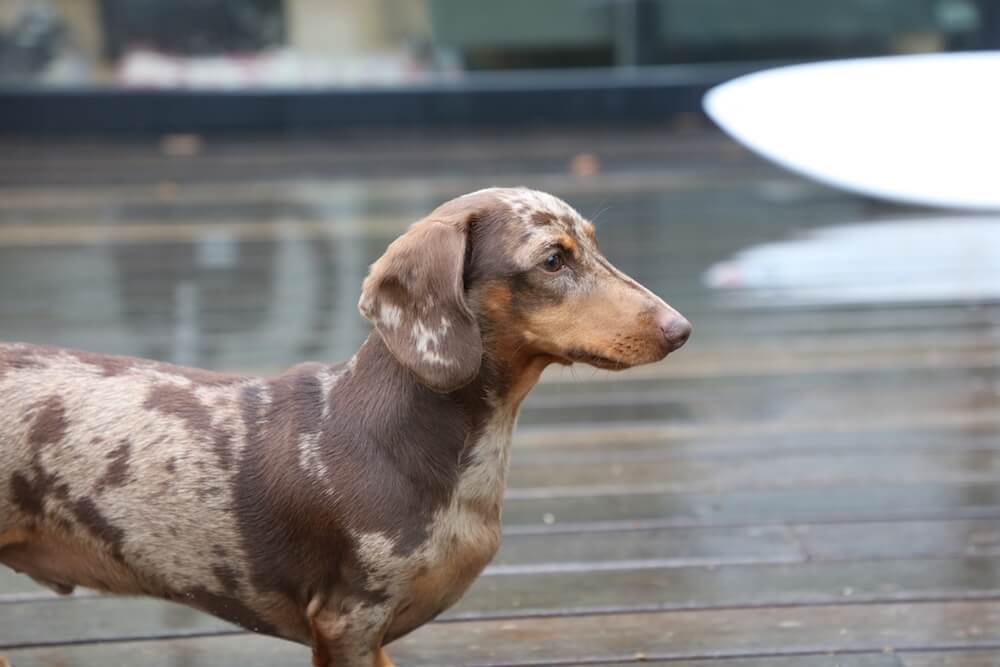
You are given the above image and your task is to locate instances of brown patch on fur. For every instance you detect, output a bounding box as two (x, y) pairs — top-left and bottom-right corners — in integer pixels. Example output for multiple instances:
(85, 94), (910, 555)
(151, 362), (244, 386)
(94, 441), (132, 494)
(10, 463), (66, 518)
(10, 472), (46, 517)
(68, 346), (243, 384)
(28, 396), (68, 450)
(196, 486), (224, 500)
(70, 496), (126, 561)
(531, 210), (557, 226)
(212, 563), (241, 595)
(66, 349), (131, 377)
(210, 427), (234, 470)
(0, 344), (46, 380)
(144, 383), (209, 429)
(177, 586), (278, 636)
(144, 384), (233, 469)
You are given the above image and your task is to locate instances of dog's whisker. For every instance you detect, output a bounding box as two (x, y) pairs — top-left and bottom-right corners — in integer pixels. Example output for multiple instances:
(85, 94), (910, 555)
(589, 202), (612, 227)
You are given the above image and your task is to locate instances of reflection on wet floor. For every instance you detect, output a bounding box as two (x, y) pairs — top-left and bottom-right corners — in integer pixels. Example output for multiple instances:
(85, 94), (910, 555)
(0, 166), (907, 370)
(706, 215), (1000, 307)
(2, 129), (1000, 666)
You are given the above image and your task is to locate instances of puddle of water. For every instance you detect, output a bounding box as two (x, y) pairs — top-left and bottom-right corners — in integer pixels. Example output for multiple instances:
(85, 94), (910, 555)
(705, 217), (1000, 307)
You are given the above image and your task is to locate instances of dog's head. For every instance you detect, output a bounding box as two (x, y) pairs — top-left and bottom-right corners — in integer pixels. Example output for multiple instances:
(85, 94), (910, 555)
(360, 188), (690, 393)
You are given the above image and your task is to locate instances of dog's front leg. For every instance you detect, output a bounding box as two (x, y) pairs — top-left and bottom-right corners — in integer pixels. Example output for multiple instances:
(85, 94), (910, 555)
(372, 648), (396, 667)
(307, 599), (396, 667)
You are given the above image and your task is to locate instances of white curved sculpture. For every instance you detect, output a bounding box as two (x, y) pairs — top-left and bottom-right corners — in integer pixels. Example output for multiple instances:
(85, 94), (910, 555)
(704, 52), (1000, 211)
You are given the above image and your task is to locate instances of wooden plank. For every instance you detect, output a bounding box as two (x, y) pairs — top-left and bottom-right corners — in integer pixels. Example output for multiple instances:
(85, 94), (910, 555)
(517, 384), (1000, 432)
(491, 520), (1000, 570)
(903, 651), (1000, 666)
(463, 557), (1000, 616)
(6, 601), (1000, 666)
(505, 450), (1000, 495)
(598, 659), (898, 667)
(502, 482), (1000, 529)
(0, 648), (898, 667)
(795, 520), (1000, 561)
(490, 525), (802, 572)
(519, 366), (999, 427)
(0, 570), (46, 597)
(0, 597), (233, 648)
(687, 305), (1000, 338)
(528, 356), (1000, 399)
(511, 429), (1000, 465)
(263, 600), (1000, 664)
(509, 410), (1000, 457)
(6, 555), (1000, 648)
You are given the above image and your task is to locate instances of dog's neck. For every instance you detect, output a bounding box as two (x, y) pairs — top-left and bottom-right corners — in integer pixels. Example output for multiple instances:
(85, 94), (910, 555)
(334, 332), (548, 514)
(347, 330), (548, 423)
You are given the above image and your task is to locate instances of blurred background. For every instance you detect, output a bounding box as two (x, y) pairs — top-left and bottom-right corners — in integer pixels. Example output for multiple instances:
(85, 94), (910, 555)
(3, 1), (1000, 665)
(1, 0), (998, 369)
(1, 0), (998, 90)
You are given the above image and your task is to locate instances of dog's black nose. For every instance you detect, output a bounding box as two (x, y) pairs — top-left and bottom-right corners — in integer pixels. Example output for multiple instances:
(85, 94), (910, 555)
(658, 313), (692, 352)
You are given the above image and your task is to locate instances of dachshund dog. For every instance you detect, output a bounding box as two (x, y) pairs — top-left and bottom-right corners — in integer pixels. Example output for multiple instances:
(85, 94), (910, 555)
(0, 188), (690, 666)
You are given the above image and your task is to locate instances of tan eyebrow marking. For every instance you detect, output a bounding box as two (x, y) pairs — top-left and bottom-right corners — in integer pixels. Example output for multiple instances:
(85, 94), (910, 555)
(558, 235), (577, 254)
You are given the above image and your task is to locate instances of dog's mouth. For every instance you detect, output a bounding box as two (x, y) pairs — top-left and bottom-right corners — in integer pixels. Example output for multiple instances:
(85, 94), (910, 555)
(561, 349), (632, 371)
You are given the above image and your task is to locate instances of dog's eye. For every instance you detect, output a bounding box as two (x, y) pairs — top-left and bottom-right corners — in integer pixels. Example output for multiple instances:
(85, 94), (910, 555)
(542, 252), (564, 272)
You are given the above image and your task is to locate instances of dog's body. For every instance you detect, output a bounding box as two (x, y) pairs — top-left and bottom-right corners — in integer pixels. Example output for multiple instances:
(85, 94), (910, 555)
(0, 188), (689, 666)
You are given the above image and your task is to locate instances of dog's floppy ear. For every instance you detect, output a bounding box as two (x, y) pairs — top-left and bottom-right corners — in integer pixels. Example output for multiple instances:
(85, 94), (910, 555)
(359, 209), (481, 392)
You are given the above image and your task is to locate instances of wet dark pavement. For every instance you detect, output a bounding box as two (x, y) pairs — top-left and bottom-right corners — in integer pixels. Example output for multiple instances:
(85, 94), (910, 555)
(1, 127), (1000, 666)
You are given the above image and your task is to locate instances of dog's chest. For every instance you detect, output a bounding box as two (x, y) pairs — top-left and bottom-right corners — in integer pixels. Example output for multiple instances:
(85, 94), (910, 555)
(384, 411), (516, 639)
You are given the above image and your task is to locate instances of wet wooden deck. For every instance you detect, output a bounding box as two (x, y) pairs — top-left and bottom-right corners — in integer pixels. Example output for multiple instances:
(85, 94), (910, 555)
(2, 128), (1000, 666)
